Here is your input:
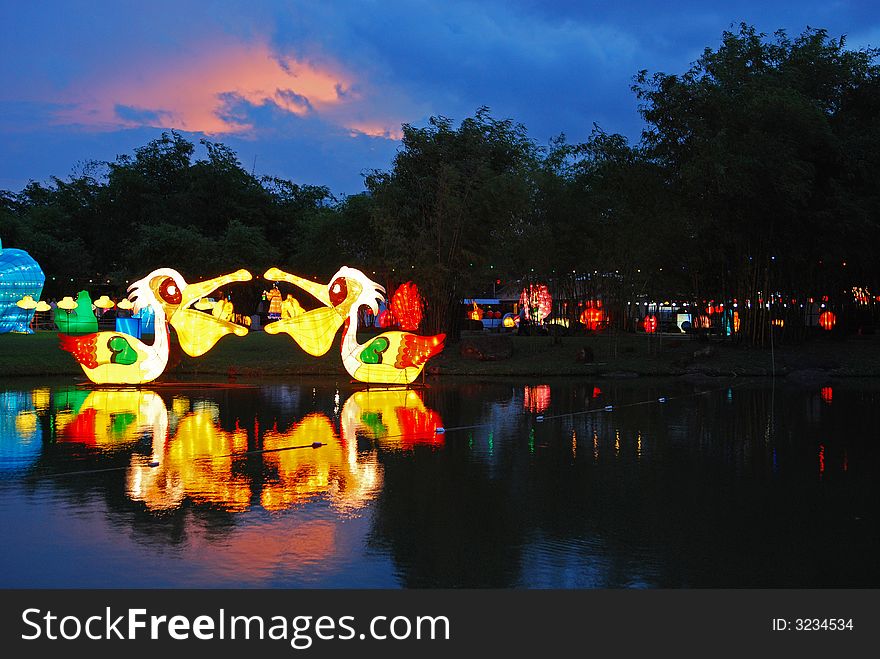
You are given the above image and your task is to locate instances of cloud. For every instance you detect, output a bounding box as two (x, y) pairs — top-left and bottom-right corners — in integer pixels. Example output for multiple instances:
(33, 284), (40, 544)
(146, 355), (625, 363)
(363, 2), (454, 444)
(47, 37), (405, 141)
(347, 122), (404, 140)
(51, 40), (346, 134)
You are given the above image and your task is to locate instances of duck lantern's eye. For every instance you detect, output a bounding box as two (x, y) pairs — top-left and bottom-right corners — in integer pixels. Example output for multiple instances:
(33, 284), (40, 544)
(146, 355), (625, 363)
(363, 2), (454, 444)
(329, 277), (348, 306)
(158, 277), (182, 305)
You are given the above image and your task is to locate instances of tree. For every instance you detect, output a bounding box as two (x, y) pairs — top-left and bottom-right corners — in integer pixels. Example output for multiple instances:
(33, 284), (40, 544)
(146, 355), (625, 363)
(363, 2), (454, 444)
(366, 108), (541, 335)
(633, 24), (880, 343)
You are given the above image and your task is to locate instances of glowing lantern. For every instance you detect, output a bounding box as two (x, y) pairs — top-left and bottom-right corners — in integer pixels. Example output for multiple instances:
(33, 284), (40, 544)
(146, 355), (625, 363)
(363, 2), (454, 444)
(281, 294), (303, 319)
(390, 282), (423, 331)
(35, 301), (51, 312)
(266, 287), (282, 319)
(820, 387), (833, 404)
(16, 295), (37, 310)
(262, 266), (445, 385)
(212, 298), (234, 322)
(693, 314), (711, 329)
(0, 239), (45, 334)
(732, 311), (741, 333)
(116, 298), (134, 311)
(579, 306), (605, 331)
(519, 285), (552, 322)
(642, 314), (658, 334)
(819, 311), (836, 331)
(468, 301), (484, 321)
(502, 313), (516, 328)
(94, 295), (115, 309)
(59, 268), (252, 385)
(771, 318), (784, 328)
(57, 296), (78, 311)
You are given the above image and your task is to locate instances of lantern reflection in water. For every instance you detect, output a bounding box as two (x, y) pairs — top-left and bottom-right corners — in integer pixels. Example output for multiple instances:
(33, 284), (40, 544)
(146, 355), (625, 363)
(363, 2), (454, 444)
(127, 399), (250, 512)
(340, 388), (444, 448)
(0, 391), (43, 474)
(33, 386), (442, 515)
(260, 413), (380, 512)
(58, 389), (168, 448)
(523, 385), (551, 414)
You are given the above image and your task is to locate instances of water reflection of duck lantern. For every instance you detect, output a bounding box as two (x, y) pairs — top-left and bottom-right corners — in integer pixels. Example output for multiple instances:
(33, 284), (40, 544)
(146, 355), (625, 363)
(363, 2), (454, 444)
(59, 267), (252, 385)
(263, 266), (445, 385)
(127, 399), (250, 512)
(340, 388), (444, 448)
(58, 389), (167, 447)
(260, 413), (380, 512)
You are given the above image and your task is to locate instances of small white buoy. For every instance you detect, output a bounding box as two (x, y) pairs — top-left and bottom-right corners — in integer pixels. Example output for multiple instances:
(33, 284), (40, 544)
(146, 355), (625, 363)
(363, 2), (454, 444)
(536, 415), (544, 422)
(435, 427), (446, 434)
(658, 397), (667, 403)
(604, 405), (613, 411)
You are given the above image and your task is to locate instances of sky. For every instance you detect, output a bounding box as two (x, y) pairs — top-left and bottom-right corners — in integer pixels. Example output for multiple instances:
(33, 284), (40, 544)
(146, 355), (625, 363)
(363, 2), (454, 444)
(1, 1), (878, 196)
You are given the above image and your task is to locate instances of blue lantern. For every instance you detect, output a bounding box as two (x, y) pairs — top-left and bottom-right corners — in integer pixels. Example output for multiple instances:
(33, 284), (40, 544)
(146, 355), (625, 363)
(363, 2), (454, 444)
(0, 238), (46, 334)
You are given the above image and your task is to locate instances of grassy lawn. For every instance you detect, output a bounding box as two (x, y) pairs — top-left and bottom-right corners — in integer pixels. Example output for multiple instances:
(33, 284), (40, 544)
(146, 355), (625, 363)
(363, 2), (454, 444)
(1, 329), (879, 379)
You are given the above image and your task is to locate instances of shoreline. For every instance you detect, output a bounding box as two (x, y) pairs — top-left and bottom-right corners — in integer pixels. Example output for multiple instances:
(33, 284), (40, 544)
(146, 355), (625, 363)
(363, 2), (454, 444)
(0, 331), (877, 380)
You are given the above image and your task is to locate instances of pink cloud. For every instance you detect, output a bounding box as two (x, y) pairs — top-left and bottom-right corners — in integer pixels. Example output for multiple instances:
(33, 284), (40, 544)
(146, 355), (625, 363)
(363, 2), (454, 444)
(51, 38), (402, 140)
(347, 121), (404, 141)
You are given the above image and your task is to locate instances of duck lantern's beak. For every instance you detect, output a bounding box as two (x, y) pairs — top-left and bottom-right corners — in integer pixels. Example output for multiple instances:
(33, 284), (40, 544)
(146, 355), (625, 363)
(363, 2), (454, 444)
(262, 267), (351, 356)
(169, 269), (252, 356)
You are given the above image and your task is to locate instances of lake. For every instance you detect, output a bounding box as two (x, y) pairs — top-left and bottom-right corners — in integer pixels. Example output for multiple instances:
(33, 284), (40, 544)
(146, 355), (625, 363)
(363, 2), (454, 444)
(1, 376), (877, 588)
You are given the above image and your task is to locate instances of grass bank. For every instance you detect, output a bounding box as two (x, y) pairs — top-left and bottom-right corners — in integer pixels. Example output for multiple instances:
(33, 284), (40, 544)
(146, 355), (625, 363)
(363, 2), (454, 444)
(1, 330), (878, 380)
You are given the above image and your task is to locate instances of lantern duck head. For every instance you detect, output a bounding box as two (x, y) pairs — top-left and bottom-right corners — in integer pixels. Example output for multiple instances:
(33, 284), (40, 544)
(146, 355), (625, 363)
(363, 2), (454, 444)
(128, 267), (252, 357)
(263, 266), (385, 356)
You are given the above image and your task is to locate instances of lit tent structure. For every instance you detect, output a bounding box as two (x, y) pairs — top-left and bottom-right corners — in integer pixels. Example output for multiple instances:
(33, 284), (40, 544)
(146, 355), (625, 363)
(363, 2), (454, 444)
(0, 238), (45, 334)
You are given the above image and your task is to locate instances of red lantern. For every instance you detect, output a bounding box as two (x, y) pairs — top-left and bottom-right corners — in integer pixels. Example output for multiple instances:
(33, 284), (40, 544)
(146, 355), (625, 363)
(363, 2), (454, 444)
(643, 314), (658, 334)
(819, 310), (836, 331)
(390, 282), (423, 331)
(579, 307), (604, 331)
(519, 285), (552, 322)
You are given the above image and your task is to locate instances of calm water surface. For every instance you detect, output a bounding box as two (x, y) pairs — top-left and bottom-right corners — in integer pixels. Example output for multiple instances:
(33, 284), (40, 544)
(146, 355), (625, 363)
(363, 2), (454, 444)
(0, 376), (877, 588)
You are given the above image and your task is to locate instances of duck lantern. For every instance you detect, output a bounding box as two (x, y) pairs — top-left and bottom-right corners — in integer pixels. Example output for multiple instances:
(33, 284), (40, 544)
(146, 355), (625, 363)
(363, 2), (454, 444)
(60, 268), (252, 385)
(263, 267), (444, 385)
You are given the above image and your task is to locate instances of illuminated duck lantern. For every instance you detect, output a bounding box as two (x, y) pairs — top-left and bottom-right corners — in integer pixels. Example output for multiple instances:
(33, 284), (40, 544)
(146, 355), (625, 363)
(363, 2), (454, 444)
(0, 238), (45, 334)
(59, 268), (252, 385)
(263, 266), (445, 385)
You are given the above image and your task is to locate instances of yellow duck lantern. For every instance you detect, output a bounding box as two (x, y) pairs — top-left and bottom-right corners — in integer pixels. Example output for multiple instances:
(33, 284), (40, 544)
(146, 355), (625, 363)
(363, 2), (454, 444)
(59, 267), (252, 385)
(263, 266), (445, 385)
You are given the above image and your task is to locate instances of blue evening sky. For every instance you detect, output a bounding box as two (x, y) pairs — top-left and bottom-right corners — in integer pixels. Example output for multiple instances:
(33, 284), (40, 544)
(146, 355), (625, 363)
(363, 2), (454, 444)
(1, 1), (877, 196)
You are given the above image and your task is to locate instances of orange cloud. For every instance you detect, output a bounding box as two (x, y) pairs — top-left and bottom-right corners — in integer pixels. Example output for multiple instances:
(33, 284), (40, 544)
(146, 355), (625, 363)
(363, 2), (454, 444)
(52, 40), (381, 136)
(347, 121), (404, 141)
